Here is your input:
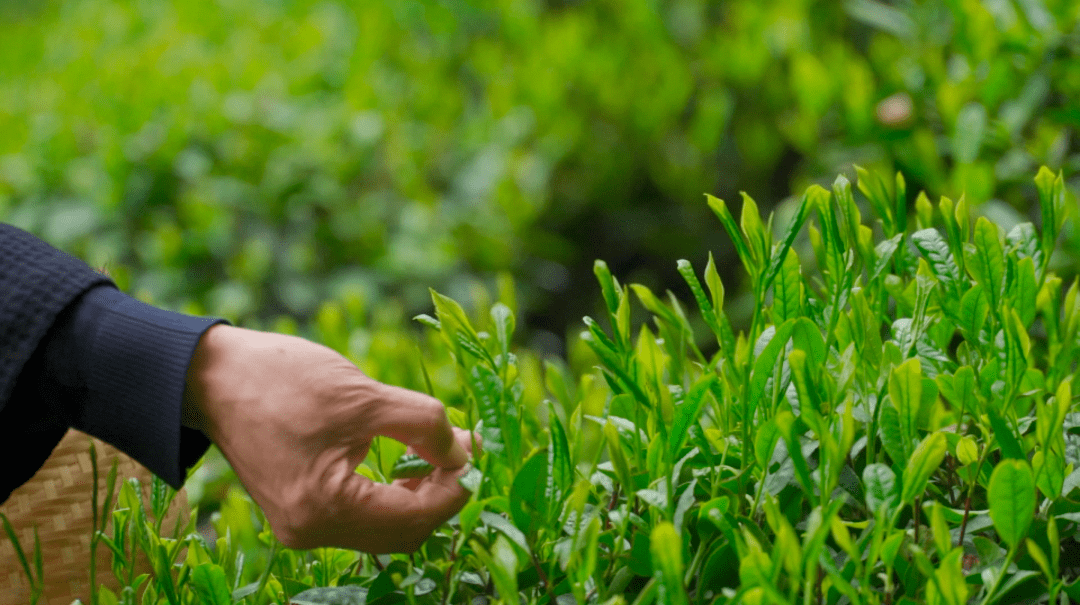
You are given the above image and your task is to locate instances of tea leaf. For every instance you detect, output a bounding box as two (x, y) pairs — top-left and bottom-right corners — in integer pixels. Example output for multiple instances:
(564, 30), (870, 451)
(912, 228), (961, 302)
(988, 459), (1036, 549)
(739, 191), (768, 271)
(925, 548), (968, 605)
(1035, 166), (1066, 258)
(669, 374), (716, 461)
(480, 511), (531, 557)
(863, 463), (898, 515)
(970, 217), (1006, 308)
(855, 165), (895, 236)
(900, 432), (946, 506)
(594, 259), (621, 316)
(191, 563), (232, 605)
(748, 321), (796, 414)
(879, 403), (909, 466)
(707, 194), (756, 278)
(547, 400), (573, 501)
(491, 302), (514, 359)
(959, 284), (988, 342)
(704, 252), (724, 316)
(651, 523), (689, 605)
(677, 259), (724, 345)
(772, 247), (802, 324)
(603, 420), (635, 498)
(889, 358), (923, 449)
(754, 417), (782, 472)
(472, 536), (519, 601)
(761, 190), (812, 292)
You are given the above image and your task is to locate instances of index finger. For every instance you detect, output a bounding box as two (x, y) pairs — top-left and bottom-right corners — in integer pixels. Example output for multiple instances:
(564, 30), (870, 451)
(363, 383), (470, 469)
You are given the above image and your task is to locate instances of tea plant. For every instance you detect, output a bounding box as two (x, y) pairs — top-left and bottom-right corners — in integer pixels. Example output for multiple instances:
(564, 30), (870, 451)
(8, 167), (1079, 604)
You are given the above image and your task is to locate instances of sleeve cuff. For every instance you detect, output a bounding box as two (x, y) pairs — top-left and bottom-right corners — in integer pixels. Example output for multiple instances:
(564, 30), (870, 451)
(70, 287), (228, 489)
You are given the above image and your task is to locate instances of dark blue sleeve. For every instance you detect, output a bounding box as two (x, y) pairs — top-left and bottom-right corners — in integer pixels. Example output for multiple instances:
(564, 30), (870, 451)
(35, 285), (228, 490)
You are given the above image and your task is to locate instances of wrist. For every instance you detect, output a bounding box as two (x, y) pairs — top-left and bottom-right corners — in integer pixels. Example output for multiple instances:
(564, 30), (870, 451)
(183, 323), (230, 433)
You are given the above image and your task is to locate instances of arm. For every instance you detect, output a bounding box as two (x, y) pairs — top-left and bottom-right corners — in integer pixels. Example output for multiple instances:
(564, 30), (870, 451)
(2, 224), (476, 552)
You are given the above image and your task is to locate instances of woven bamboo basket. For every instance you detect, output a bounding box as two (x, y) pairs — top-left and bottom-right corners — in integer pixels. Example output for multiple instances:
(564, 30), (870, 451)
(0, 429), (189, 605)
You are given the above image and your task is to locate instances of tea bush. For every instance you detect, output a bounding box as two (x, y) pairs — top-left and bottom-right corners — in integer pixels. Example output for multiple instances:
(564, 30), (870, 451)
(9, 167), (1080, 604)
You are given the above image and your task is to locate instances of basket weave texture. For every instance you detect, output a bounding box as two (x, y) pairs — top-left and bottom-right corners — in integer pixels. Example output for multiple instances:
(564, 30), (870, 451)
(0, 429), (188, 605)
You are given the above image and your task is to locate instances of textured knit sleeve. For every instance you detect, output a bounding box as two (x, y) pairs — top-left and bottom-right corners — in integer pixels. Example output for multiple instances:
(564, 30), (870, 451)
(0, 224), (227, 502)
(0, 224), (112, 406)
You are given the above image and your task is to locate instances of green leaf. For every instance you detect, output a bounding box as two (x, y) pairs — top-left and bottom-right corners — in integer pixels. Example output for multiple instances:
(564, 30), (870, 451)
(926, 548), (969, 605)
(650, 522), (689, 605)
(707, 194), (756, 278)
(677, 259), (724, 346)
(191, 564), (232, 605)
(870, 233), (904, 281)
(669, 374), (716, 460)
(912, 228), (962, 301)
(761, 189), (812, 293)
(900, 432), (947, 506)
(889, 358), (923, 451)
(748, 321), (796, 414)
(988, 459), (1036, 550)
(594, 260), (621, 316)
(863, 463), (899, 515)
(772, 247), (802, 324)
(480, 511), (531, 557)
(1009, 256), (1037, 327)
(970, 217), (1006, 308)
(959, 284), (989, 341)
(987, 402), (1025, 461)
(604, 420), (635, 498)
(490, 303), (514, 359)
(775, 411), (815, 501)
(855, 165), (895, 236)
(389, 454), (435, 480)
(754, 417), (782, 472)
(547, 400), (572, 501)
(1032, 449), (1065, 501)
(704, 252), (725, 317)
(790, 316), (826, 366)
(472, 536), (519, 602)
(458, 465), (483, 493)
(510, 452), (549, 532)
(788, 348), (823, 416)
(1035, 166), (1066, 258)
(879, 402), (908, 465)
(469, 364), (508, 456)
(739, 191), (768, 270)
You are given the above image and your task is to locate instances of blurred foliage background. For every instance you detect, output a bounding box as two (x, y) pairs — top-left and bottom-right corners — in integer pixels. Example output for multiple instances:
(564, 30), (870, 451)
(2, 0), (1079, 353)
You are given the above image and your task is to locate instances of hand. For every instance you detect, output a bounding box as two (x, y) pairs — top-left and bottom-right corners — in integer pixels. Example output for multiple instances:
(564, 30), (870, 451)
(182, 325), (476, 553)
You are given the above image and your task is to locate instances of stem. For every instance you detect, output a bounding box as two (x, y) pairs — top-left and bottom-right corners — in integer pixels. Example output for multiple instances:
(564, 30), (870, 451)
(979, 545), (1019, 605)
(531, 549), (556, 605)
(958, 442), (992, 547)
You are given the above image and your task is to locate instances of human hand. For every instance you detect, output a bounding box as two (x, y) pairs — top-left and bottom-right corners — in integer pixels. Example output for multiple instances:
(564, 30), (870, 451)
(182, 325), (477, 553)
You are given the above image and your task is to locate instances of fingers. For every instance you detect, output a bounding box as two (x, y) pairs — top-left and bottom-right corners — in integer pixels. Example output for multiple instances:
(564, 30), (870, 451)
(297, 467), (471, 553)
(363, 384), (470, 469)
